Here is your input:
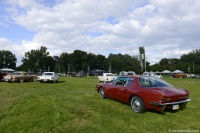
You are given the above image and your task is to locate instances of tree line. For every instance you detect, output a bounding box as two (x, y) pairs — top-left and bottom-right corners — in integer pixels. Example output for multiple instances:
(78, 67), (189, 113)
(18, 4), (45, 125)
(0, 46), (200, 74)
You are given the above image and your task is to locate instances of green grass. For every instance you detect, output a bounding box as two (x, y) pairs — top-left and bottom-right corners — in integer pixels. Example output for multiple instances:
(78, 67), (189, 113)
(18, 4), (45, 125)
(0, 76), (199, 133)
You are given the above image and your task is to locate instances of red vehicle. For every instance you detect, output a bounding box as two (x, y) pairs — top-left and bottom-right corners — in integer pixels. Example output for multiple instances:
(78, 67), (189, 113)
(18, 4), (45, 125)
(0, 72), (7, 81)
(96, 75), (191, 113)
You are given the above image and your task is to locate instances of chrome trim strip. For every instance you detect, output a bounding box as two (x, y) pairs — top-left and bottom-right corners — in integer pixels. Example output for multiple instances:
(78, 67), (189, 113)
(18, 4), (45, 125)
(149, 99), (191, 106)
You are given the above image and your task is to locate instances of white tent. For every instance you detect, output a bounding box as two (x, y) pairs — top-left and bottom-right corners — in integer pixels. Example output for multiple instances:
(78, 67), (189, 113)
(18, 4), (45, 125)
(161, 70), (171, 75)
(155, 71), (160, 74)
(172, 70), (183, 73)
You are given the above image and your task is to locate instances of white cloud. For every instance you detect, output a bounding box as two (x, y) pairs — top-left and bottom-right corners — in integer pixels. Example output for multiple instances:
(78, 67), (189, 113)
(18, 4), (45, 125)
(1, 0), (200, 66)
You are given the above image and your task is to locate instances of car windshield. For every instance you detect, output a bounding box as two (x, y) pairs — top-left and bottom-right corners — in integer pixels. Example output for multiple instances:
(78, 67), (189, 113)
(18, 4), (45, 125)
(106, 74), (113, 76)
(13, 72), (21, 75)
(139, 76), (174, 88)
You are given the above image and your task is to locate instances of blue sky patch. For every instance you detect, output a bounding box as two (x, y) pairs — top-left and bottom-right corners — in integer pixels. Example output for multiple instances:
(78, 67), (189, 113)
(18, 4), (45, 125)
(85, 31), (103, 37)
(0, 23), (35, 43)
(101, 16), (119, 25)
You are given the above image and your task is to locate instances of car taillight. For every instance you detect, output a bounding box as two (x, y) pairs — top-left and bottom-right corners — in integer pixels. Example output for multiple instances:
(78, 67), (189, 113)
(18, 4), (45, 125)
(159, 98), (171, 103)
(158, 98), (166, 102)
(179, 96), (188, 99)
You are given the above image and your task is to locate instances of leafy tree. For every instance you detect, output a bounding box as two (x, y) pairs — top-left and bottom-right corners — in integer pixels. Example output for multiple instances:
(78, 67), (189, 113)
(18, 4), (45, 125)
(159, 58), (169, 65)
(59, 52), (71, 73)
(108, 53), (140, 74)
(53, 56), (62, 73)
(96, 54), (107, 71)
(71, 50), (88, 72)
(180, 49), (200, 73)
(0, 50), (17, 69)
(21, 46), (55, 72)
(87, 53), (98, 71)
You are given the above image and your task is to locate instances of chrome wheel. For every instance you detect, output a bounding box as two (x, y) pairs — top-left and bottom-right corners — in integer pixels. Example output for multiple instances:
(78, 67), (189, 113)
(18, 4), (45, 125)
(99, 87), (105, 99)
(130, 96), (146, 113)
(131, 99), (141, 112)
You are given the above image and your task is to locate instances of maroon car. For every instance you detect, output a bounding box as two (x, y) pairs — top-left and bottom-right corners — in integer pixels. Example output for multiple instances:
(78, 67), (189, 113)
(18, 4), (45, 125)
(0, 72), (7, 81)
(96, 75), (191, 113)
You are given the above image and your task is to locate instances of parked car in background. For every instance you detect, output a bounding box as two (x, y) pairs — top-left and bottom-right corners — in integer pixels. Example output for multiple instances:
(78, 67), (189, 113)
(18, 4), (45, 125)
(0, 72), (7, 81)
(119, 71), (136, 76)
(37, 72), (59, 83)
(68, 72), (77, 77)
(143, 71), (162, 79)
(193, 74), (200, 79)
(170, 73), (187, 78)
(60, 73), (66, 76)
(96, 75), (191, 113)
(98, 73), (115, 82)
(6, 71), (37, 83)
(76, 71), (86, 77)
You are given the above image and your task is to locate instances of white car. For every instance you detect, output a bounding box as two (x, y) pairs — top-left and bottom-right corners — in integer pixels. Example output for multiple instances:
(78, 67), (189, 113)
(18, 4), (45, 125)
(98, 73), (115, 82)
(37, 72), (59, 83)
(143, 72), (162, 79)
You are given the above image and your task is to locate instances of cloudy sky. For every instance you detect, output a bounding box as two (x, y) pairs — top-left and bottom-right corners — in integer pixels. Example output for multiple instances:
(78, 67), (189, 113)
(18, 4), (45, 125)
(0, 0), (200, 66)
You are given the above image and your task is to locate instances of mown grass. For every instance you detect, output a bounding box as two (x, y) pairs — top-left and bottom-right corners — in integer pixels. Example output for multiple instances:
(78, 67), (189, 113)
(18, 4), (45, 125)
(0, 76), (199, 133)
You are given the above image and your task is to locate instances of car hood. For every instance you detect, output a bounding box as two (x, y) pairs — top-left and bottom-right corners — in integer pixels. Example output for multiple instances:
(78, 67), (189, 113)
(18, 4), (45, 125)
(153, 87), (189, 96)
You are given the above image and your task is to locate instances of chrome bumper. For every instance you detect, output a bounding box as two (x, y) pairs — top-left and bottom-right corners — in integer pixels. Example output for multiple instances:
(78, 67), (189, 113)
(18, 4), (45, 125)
(149, 99), (191, 113)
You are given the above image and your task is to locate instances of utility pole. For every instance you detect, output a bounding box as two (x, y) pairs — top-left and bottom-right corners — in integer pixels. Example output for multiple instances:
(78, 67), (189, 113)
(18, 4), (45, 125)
(3, 54), (5, 68)
(193, 61), (195, 74)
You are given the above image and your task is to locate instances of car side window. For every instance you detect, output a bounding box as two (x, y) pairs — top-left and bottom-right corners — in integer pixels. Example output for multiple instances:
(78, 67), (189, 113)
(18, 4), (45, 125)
(139, 77), (151, 87)
(115, 77), (128, 86)
(126, 78), (134, 86)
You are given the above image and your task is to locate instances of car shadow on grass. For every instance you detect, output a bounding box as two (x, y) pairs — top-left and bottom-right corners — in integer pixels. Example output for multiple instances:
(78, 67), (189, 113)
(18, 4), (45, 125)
(147, 108), (186, 115)
(39, 81), (66, 84)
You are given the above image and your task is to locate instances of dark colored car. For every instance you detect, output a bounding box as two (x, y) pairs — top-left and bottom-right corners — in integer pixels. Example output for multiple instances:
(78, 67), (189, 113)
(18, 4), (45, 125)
(96, 75), (191, 113)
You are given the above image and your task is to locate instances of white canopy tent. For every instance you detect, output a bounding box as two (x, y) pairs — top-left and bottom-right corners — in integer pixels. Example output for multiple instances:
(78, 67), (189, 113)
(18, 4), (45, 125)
(172, 70), (183, 73)
(161, 70), (171, 75)
(155, 71), (160, 74)
(0, 68), (15, 74)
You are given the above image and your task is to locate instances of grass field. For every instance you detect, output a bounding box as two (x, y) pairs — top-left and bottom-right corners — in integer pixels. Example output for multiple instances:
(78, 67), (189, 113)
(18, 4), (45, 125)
(0, 76), (199, 133)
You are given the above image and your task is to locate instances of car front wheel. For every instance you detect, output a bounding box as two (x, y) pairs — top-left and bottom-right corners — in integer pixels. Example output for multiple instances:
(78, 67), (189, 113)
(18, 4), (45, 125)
(33, 77), (37, 82)
(99, 87), (106, 99)
(130, 95), (146, 113)
(20, 79), (24, 83)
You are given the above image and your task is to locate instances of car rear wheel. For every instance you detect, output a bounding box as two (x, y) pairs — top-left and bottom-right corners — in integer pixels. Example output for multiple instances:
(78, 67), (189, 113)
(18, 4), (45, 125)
(99, 87), (106, 99)
(130, 95), (146, 113)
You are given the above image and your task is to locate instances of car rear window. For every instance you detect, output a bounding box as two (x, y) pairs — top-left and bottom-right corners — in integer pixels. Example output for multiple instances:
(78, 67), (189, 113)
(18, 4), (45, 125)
(43, 73), (53, 76)
(138, 77), (173, 88)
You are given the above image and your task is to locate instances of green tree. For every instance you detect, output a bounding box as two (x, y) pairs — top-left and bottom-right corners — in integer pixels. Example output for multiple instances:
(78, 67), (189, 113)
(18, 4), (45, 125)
(71, 50), (88, 72)
(180, 49), (200, 73)
(87, 53), (98, 71)
(21, 46), (55, 72)
(0, 50), (17, 69)
(108, 53), (140, 74)
(96, 54), (107, 71)
(60, 52), (72, 73)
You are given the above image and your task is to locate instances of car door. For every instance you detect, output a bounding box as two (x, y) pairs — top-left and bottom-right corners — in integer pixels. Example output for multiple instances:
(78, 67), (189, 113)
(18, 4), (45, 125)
(106, 77), (129, 102)
(116, 77), (134, 103)
(104, 82), (120, 100)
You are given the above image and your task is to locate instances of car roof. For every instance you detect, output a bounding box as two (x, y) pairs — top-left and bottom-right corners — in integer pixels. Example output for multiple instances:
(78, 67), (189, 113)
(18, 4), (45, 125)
(117, 75), (158, 79)
(117, 75), (140, 78)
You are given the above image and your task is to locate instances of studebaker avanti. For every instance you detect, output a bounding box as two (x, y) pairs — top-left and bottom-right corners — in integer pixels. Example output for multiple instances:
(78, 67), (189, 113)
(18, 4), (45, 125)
(96, 75), (191, 113)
